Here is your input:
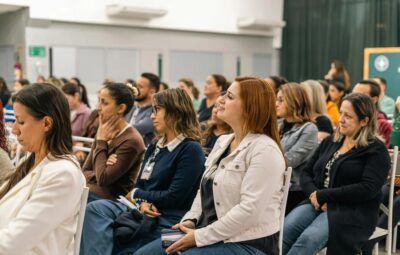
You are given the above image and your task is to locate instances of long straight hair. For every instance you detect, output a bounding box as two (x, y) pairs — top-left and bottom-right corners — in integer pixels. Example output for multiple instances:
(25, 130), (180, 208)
(235, 76), (285, 156)
(0, 83), (73, 199)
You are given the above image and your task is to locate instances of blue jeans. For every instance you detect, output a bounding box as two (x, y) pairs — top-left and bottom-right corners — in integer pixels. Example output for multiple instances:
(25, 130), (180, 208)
(80, 199), (184, 255)
(133, 238), (266, 255)
(283, 204), (329, 255)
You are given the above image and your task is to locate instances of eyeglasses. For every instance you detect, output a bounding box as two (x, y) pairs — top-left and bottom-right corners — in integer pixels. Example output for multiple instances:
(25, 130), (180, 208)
(276, 96), (284, 104)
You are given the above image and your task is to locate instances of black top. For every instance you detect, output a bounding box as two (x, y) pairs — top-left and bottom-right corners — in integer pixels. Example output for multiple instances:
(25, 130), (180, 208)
(196, 146), (278, 255)
(198, 98), (213, 122)
(279, 120), (295, 138)
(300, 136), (390, 254)
(203, 132), (221, 156)
(315, 115), (334, 134)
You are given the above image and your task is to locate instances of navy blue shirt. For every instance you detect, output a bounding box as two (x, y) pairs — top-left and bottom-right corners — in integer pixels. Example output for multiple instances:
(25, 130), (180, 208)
(133, 138), (205, 212)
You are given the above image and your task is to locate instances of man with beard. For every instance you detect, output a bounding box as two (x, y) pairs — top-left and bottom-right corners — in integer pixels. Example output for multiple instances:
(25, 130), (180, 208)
(128, 73), (160, 146)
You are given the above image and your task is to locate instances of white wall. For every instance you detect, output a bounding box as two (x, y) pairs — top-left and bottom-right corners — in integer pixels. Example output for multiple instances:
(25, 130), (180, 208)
(0, 8), (27, 85)
(0, 0), (284, 36)
(25, 22), (275, 94)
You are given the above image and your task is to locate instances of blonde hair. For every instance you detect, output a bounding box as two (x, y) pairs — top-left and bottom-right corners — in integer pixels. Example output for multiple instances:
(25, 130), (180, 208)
(300, 80), (328, 116)
(279, 83), (313, 124)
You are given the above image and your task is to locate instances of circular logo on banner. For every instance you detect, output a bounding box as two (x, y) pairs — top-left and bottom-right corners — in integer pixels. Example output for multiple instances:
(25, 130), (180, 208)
(374, 55), (389, 72)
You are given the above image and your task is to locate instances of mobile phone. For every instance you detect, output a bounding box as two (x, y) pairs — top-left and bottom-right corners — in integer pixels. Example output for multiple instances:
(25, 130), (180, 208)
(161, 228), (185, 248)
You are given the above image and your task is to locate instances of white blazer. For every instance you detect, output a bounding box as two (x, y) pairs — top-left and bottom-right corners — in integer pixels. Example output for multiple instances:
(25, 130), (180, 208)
(0, 155), (85, 255)
(182, 133), (286, 247)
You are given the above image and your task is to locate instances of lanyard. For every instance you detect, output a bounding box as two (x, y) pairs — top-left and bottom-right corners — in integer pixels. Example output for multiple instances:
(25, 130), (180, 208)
(140, 146), (161, 180)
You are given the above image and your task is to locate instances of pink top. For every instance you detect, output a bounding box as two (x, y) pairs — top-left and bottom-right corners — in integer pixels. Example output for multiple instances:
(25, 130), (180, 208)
(71, 103), (92, 136)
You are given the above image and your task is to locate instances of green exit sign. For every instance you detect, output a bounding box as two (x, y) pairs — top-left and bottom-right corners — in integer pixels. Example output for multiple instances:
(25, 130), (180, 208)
(29, 46), (46, 57)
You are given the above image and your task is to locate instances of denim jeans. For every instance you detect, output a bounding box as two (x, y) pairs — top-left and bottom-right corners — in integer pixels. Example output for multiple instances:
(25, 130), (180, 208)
(80, 199), (184, 255)
(133, 238), (266, 255)
(283, 204), (329, 255)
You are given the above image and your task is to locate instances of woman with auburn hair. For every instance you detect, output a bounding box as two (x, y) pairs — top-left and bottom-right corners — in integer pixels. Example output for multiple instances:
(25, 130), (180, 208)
(276, 83), (318, 213)
(80, 88), (205, 255)
(0, 83), (85, 254)
(283, 93), (390, 255)
(134, 77), (286, 255)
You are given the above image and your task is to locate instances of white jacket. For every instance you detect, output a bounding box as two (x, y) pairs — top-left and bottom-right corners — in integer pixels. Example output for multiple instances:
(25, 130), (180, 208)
(182, 133), (286, 247)
(0, 155), (86, 255)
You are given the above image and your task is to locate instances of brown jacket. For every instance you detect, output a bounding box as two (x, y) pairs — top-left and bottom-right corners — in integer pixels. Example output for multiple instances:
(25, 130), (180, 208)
(82, 126), (145, 199)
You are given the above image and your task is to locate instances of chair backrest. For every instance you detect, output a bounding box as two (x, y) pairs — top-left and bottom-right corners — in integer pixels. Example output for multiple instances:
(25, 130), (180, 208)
(279, 167), (292, 255)
(73, 187), (89, 255)
(385, 146), (399, 254)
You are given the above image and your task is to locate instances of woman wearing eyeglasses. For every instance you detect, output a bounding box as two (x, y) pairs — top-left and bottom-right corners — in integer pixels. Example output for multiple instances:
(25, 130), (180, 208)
(276, 83), (318, 214)
(80, 88), (205, 255)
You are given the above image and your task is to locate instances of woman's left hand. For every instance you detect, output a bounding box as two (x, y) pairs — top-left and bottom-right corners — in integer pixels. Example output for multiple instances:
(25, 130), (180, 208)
(310, 191), (321, 210)
(165, 224), (196, 254)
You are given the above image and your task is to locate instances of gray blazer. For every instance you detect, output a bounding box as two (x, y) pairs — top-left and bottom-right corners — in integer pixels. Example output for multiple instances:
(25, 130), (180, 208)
(279, 120), (318, 189)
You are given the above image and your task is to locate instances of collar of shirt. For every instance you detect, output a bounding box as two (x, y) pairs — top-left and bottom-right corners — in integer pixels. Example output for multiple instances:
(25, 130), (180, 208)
(156, 134), (185, 152)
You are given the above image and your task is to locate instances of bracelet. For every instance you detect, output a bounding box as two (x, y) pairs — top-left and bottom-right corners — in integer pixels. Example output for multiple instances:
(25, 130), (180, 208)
(134, 198), (147, 207)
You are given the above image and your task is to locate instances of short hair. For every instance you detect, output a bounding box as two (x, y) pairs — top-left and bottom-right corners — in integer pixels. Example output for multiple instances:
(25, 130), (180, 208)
(153, 88), (201, 142)
(334, 93), (378, 147)
(102, 83), (136, 115)
(141, 73), (160, 92)
(357, 80), (381, 98)
(234, 76), (284, 155)
(279, 83), (313, 124)
(374, 76), (387, 86)
(211, 74), (228, 91)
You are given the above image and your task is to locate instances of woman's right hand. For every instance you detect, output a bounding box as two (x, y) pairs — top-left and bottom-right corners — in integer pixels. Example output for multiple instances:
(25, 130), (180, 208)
(96, 115), (120, 141)
(139, 202), (161, 218)
(172, 220), (196, 230)
(106, 154), (117, 166)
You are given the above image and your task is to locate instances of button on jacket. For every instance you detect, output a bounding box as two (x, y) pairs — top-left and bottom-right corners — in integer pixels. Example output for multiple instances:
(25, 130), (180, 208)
(182, 133), (286, 247)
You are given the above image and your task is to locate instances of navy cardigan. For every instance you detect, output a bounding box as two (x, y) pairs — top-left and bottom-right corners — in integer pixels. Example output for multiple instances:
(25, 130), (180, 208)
(133, 138), (205, 212)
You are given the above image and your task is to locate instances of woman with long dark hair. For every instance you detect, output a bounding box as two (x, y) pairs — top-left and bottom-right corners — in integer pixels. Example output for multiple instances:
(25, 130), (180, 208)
(0, 83), (86, 254)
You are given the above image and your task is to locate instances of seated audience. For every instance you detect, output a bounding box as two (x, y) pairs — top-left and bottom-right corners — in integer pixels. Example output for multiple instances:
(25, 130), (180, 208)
(128, 72), (160, 146)
(277, 83), (318, 213)
(134, 76), (286, 255)
(179, 78), (201, 111)
(201, 93), (232, 156)
(62, 82), (92, 136)
(80, 88), (205, 255)
(283, 93), (390, 255)
(198, 74), (228, 122)
(0, 83), (85, 254)
(301, 80), (334, 142)
(352, 80), (392, 148)
(374, 76), (395, 118)
(82, 83), (145, 202)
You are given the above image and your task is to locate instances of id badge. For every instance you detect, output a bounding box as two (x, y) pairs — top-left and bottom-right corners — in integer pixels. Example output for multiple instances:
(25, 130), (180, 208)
(140, 164), (154, 180)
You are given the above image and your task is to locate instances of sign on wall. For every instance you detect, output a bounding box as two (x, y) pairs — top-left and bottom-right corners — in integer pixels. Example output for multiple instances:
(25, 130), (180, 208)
(29, 46), (46, 57)
(364, 47), (400, 100)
